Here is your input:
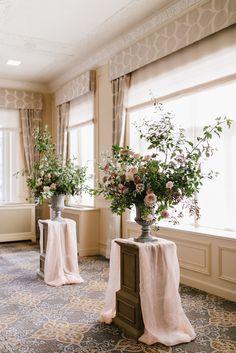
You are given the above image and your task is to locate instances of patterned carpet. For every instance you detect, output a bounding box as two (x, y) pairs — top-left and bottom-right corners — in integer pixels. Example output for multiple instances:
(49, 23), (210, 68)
(0, 242), (235, 353)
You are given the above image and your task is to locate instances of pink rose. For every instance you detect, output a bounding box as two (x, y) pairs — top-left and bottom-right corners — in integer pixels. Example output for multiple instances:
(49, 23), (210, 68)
(144, 155), (151, 161)
(161, 210), (170, 219)
(129, 167), (138, 174)
(166, 181), (174, 189)
(104, 163), (110, 172)
(133, 153), (140, 159)
(118, 184), (128, 194)
(134, 175), (142, 184)
(120, 149), (130, 155)
(144, 192), (157, 207)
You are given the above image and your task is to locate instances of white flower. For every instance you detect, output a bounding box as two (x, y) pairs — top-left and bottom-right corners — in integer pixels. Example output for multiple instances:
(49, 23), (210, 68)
(50, 183), (57, 190)
(136, 183), (145, 193)
(144, 214), (155, 221)
(125, 171), (134, 181)
(176, 154), (186, 165)
(36, 179), (42, 186)
(125, 166), (138, 181)
(43, 186), (50, 192)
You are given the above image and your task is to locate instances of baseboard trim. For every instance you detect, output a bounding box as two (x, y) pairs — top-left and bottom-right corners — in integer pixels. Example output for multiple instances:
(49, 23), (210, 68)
(79, 247), (100, 257)
(181, 274), (236, 302)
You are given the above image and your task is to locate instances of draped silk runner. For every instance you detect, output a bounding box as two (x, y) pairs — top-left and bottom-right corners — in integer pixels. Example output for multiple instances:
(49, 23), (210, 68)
(100, 238), (196, 346)
(39, 219), (83, 287)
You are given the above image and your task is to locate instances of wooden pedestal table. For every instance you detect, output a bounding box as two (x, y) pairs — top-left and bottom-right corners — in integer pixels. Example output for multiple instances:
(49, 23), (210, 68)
(38, 219), (83, 287)
(113, 241), (144, 339)
(100, 238), (196, 346)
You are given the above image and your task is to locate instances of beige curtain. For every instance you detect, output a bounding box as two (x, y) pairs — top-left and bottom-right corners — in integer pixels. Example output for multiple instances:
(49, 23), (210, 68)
(57, 102), (70, 162)
(20, 109), (42, 174)
(112, 74), (131, 146)
(108, 75), (130, 247)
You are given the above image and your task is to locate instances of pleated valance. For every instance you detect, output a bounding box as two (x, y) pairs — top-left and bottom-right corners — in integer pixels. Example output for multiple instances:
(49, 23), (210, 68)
(55, 70), (96, 106)
(0, 88), (43, 110)
(109, 0), (236, 80)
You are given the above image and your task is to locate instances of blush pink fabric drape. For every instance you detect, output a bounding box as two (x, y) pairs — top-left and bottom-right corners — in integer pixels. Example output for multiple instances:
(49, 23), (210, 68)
(39, 219), (83, 287)
(100, 238), (196, 346)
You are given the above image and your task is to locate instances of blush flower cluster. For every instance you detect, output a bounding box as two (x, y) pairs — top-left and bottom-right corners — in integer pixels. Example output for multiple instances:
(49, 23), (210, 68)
(94, 101), (232, 225)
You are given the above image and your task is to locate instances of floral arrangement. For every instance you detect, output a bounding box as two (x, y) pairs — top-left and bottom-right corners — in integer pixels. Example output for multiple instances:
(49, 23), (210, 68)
(94, 101), (232, 224)
(27, 127), (87, 203)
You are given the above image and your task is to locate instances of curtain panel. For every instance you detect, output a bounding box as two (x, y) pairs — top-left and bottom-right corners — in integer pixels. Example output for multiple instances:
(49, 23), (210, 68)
(57, 102), (70, 163)
(112, 75), (131, 147)
(109, 75), (131, 248)
(19, 109), (42, 174)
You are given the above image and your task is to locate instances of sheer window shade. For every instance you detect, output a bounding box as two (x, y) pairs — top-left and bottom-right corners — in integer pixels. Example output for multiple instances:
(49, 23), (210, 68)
(69, 92), (93, 128)
(128, 25), (236, 108)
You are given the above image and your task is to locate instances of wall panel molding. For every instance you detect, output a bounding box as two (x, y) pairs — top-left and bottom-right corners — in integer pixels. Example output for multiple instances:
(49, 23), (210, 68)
(218, 246), (236, 284)
(174, 240), (211, 275)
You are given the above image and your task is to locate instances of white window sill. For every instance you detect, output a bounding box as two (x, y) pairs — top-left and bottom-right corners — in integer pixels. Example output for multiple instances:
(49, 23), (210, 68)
(64, 205), (98, 212)
(0, 202), (36, 207)
(127, 220), (236, 241)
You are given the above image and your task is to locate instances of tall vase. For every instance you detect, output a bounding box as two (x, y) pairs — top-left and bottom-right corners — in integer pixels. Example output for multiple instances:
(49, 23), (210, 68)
(50, 194), (65, 221)
(134, 204), (157, 243)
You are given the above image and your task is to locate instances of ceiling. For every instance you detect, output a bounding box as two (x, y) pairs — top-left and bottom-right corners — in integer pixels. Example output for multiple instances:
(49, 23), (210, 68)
(0, 0), (172, 90)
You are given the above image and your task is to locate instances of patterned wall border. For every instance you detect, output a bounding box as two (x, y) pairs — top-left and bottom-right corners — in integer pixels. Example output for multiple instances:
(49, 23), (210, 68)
(55, 70), (96, 106)
(109, 0), (236, 80)
(0, 88), (43, 109)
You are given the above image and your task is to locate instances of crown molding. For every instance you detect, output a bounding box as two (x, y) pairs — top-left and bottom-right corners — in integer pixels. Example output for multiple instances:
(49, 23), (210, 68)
(48, 0), (202, 92)
(0, 78), (50, 94)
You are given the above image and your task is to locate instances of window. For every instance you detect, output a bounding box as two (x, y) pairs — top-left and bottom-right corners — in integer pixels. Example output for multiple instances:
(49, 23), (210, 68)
(127, 26), (236, 234)
(68, 92), (94, 207)
(0, 108), (25, 203)
(128, 81), (236, 232)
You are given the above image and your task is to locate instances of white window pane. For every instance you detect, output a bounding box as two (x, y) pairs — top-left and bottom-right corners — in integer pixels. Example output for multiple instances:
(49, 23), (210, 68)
(69, 123), (94, 207)
(194, 82), (236, 231)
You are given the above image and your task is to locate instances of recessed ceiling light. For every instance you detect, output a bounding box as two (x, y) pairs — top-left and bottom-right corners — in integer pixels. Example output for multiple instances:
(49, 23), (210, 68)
(6, 60), (21, 66)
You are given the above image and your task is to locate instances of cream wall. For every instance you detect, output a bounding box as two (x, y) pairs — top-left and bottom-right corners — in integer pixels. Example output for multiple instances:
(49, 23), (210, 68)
(42, 93), (53, 133)
(0, 204), (36, 242)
